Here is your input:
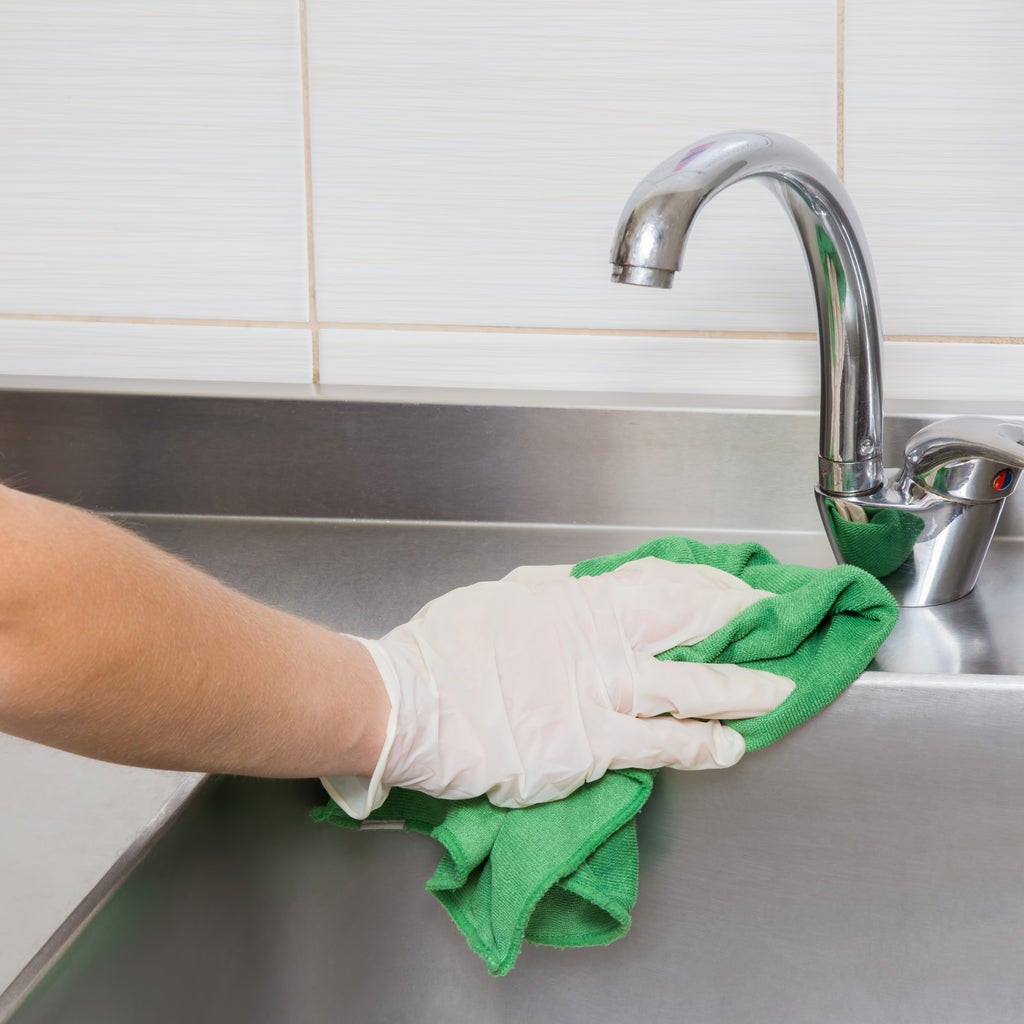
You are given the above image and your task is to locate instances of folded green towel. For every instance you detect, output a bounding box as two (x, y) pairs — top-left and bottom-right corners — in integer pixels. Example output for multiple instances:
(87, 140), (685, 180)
(312, 536), (899, 975)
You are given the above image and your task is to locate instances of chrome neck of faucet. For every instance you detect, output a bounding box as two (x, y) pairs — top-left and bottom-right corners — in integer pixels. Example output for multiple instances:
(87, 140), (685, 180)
(610, 130), (885, 496)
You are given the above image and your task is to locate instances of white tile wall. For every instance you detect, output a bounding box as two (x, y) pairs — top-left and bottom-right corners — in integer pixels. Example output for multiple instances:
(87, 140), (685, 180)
(845, 0), (1024, 339)
(0, 0), (1020, 391)
(306, 0), (836, 334)
(0, 321), (313, 382)
(320, 330), (818, 394)
(320, 330), (1024, 402)
(0, 1), (309, 322)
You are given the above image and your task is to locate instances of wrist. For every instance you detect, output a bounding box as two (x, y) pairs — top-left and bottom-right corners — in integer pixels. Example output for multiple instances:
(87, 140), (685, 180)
(321, 635), (401, 818)
(336, 633), (395, 775)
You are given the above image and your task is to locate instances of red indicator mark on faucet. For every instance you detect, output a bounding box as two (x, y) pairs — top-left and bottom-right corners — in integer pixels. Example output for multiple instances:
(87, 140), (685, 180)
(993, 469), (1014, 492)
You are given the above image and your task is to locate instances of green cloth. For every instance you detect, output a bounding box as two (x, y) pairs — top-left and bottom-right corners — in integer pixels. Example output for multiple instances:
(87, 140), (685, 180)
(312, 536), (899, 975)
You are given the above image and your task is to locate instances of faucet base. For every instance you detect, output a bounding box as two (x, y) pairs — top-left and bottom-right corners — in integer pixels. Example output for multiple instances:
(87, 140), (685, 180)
(816, 479), (1005, 607)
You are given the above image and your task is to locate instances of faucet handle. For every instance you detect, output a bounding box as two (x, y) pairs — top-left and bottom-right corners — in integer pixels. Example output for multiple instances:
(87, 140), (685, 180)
(900, 417), (1024, 502)
(819, 415), (1024, 605)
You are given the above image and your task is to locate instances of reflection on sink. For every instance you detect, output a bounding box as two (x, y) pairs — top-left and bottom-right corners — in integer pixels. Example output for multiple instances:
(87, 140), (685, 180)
(7, 669), (1024, 1023)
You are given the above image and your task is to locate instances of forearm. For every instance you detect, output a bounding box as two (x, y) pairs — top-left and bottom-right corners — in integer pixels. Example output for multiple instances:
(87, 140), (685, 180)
(0, 485), (389, 778)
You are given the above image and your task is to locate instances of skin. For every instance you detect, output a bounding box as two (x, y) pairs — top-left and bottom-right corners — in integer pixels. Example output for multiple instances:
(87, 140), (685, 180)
(0, 484), (390, 778)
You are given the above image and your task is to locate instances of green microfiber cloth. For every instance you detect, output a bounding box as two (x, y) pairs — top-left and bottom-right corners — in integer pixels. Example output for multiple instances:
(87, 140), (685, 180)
(312, 536), (899, 975)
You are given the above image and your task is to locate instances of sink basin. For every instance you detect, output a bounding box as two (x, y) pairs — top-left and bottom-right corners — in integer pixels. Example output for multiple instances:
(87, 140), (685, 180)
(1, 383), (1023, 1023)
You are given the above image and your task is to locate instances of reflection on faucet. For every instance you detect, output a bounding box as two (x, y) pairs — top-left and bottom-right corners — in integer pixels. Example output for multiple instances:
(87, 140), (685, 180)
(610, 130), (1024, 606)
(821, 500), (924, 580)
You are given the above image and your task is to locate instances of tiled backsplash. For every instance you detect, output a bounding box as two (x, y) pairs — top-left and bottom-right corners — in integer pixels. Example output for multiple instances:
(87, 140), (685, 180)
(0, 1), (1020, 397)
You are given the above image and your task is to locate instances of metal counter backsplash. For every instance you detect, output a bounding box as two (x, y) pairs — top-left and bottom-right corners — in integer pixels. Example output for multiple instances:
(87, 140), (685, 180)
(0, 385), (1021, 538)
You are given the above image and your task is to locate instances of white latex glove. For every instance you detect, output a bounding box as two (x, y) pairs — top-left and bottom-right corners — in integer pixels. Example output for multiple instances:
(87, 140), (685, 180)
(322, 556), (794, 818)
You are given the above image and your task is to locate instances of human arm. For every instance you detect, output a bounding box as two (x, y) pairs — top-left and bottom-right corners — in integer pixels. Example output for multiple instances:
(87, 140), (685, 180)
(0, 483), (389, 778)
(0, 484), (793, 813)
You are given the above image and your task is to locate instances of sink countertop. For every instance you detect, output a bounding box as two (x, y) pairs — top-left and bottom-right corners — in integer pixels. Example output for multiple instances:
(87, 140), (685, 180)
(6, 513), (1024, 1002)
(2, 385), (1023, 1007)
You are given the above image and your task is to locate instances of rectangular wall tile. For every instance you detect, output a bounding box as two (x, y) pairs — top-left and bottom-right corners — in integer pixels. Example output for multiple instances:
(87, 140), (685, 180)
(307, 0), (836, 334)
(321, 329), (819, 394)
(845, 1), (1024, 338)
(0, 1), (309, 321)
(321, 329), (1024, 403)
(0, 322), (313, 383)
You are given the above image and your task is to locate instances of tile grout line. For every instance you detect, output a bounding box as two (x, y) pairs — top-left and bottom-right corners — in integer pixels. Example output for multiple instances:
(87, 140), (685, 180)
(0, 312), (1022, 345)
(298, 0), (320, 384)
(0, 312), (812, 340)
(0, 313), (310, 329)
(317, 324), (820, 341)
(837, 0), (845, 179)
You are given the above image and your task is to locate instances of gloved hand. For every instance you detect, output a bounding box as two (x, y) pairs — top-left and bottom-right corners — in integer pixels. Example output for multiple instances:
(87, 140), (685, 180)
(322, 556), (794, 818)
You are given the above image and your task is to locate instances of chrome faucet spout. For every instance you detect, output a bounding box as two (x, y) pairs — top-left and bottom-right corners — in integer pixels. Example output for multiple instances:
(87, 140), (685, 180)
(610, 130), (1024, 606)
(610, 130), (884, 496)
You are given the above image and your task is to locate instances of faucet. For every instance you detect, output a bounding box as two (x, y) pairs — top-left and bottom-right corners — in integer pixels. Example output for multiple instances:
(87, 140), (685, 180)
(610, 130), (1024, 606)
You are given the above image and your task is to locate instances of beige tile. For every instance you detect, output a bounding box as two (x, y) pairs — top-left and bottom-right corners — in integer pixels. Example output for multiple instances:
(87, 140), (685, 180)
(0, 321), (313, 383)
(845, 0), (1024, 337)
(307, 1), (837, 333)
(0, 2), (309, 320)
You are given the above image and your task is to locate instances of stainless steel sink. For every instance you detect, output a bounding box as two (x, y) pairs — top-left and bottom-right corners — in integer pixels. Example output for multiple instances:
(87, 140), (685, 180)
(2, 383), (1024, 1023)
